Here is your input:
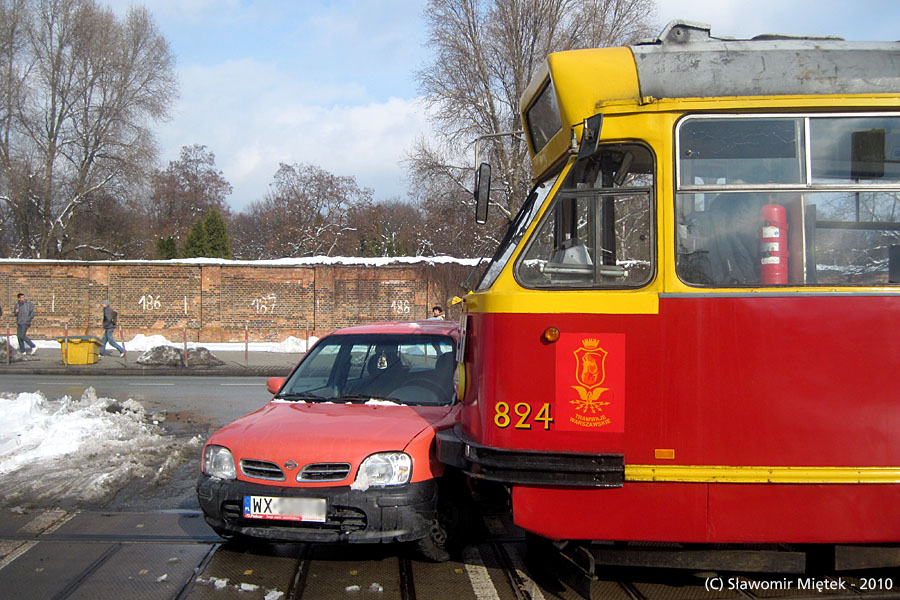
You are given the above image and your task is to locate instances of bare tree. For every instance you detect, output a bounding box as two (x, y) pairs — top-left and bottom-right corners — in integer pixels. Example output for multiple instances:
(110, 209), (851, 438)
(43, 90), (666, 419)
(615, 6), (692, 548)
(147, 144), (232, 247)
(409, 0), (656, 257)
(233, 163), (372, 259)
(349, 198), (427, 257)
(229, 207), (269, 260)
(63, 191), (147, 258)
(0, 0), (177, 258)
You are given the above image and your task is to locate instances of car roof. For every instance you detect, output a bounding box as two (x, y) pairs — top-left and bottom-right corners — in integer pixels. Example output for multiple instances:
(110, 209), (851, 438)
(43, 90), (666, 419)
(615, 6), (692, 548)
(325, 320), (458, 338)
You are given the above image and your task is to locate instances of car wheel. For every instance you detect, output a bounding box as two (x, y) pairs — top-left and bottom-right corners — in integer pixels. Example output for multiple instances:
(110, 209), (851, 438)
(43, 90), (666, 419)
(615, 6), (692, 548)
(416, 512), (452, 562)
(415, 476), (467, 562)
(210, 525), (255, 546)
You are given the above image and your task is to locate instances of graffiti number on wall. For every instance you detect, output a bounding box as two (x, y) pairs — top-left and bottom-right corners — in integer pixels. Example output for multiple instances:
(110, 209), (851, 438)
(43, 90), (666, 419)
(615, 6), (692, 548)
(391, 299), (411, 315)
(251, 294), (277, 314)
(138, 294), (162, 311)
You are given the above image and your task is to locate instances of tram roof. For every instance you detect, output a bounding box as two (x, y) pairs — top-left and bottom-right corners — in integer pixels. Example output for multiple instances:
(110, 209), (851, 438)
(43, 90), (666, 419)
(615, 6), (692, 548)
(631, 21), (900, 99)
(522, 21), (900, 178)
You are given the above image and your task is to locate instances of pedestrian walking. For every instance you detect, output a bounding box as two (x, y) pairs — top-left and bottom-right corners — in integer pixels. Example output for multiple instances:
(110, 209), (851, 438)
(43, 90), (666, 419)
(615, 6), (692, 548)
(99, 300), (125, 357)
(13, 292), (36, 354)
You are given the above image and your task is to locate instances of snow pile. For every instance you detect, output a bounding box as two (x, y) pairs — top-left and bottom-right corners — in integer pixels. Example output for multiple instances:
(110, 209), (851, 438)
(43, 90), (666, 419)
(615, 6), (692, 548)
(136, 346), (185, 366)
(0, 388), (201, 508)
(0, 339), (26, 363)
(120, 334), (176, 351)
(110, 333), (314, 353)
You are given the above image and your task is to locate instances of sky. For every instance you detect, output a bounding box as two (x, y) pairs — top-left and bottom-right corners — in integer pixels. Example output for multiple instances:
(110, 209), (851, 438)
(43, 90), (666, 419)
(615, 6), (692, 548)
(104, 0), (900, 212)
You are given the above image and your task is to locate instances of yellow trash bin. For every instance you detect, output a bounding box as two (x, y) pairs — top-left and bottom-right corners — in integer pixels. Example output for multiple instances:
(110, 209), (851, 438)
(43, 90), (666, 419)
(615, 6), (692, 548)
(57, 336), (102, 365)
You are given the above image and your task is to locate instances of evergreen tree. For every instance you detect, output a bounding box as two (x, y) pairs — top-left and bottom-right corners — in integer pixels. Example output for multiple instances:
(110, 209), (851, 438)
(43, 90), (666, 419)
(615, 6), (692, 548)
(156, 237), (178, 259)
(181, 219), (209, 258)
(204, 209), (233, 259)
(359, 237), (380, 257)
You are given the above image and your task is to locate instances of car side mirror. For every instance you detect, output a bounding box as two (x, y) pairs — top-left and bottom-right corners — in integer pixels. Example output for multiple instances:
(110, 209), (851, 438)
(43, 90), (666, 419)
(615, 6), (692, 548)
(266, 377), (285, 395)
(474, 162), (491, 224)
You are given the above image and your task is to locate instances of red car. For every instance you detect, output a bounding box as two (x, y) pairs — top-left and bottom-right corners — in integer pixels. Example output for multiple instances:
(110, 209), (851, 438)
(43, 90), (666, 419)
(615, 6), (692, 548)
(196, 320), (464, 560)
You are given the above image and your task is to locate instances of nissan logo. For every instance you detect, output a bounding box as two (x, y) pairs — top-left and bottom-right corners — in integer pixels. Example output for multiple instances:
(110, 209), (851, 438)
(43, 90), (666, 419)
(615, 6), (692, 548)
(284, 460), (298, 470)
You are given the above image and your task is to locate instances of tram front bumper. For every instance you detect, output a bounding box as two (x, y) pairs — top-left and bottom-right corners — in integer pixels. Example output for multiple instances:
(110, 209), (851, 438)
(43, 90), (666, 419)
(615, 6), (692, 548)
(437, 426), (624, 487)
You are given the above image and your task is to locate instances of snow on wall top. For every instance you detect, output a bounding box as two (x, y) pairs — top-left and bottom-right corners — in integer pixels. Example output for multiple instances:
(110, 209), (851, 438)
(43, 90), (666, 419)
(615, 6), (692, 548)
(0, 255), (482, 267)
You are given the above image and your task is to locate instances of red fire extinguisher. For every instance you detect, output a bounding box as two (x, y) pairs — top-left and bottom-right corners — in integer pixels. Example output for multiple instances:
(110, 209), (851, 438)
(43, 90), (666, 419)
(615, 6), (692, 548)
(760, 204), (789, 284)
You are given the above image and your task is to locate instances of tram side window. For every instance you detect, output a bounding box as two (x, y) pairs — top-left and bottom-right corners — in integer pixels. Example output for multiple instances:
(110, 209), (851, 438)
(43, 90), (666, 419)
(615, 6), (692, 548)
(516, 144), (653, 288)
(676, 115), (900, 287)
(805, 191), (900, 285)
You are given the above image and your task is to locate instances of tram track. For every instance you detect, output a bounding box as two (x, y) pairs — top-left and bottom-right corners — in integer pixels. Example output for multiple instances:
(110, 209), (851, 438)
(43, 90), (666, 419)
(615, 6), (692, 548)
(0, 509), (897, 599)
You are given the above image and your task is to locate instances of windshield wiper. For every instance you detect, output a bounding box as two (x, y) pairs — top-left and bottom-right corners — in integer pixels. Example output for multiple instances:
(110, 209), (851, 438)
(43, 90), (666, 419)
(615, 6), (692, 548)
(339, 394), (400, 404)
(274, 392), (324, 402)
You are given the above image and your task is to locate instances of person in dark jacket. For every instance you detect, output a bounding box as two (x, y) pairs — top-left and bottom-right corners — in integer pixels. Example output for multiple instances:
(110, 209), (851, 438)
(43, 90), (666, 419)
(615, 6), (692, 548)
(14, 292), (36, 354)
(99, 300), (125, 357)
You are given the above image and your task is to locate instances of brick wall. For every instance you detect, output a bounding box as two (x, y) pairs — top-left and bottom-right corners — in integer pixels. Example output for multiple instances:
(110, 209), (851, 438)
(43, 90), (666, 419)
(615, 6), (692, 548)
(0, 259), (474, 342)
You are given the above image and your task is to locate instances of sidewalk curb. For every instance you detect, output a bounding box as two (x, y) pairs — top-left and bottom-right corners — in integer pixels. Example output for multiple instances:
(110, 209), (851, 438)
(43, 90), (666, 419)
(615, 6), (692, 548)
(0, 350), (301, 377)
(0, 365), (292, 377)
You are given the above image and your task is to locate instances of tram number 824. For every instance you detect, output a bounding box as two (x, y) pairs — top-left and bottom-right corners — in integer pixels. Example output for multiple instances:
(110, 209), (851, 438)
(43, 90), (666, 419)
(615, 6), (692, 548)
(494, 402), (554, 430)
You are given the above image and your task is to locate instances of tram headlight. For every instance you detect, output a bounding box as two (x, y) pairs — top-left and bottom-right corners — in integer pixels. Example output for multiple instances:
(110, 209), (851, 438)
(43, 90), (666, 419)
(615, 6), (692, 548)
(356, 452), (411, 487)
(202, 444), (237, 480)
(455, 362), (466, 401)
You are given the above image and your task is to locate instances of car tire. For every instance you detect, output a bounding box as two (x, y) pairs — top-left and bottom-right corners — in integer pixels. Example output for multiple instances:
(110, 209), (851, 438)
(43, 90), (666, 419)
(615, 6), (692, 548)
(210, 525), (255, 546)
(415, 474), (469, 562)
(416, 514), (452, 562)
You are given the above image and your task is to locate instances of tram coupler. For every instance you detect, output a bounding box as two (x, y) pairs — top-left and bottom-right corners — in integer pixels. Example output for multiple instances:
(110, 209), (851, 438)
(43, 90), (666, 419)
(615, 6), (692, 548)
(525, 534), (596, 600)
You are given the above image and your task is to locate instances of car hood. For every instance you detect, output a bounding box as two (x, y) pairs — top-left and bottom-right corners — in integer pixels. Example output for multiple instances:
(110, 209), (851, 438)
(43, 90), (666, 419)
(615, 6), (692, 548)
(208, 401), (455, 481)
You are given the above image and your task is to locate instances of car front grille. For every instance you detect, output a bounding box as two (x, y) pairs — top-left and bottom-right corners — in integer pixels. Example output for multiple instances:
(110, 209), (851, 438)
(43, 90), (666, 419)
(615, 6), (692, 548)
(239, 459), (351, 483)
(298, 462), (352, 482)
(240, 459), (285, 481)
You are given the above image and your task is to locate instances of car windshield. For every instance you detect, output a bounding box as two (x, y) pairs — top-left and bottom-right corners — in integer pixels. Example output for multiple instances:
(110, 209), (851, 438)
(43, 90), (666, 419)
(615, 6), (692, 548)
(276, 333), (457, 406)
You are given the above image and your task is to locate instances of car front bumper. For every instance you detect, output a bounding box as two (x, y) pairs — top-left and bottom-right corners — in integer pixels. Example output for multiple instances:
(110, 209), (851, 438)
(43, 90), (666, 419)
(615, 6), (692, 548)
(196, 474), (438, 544)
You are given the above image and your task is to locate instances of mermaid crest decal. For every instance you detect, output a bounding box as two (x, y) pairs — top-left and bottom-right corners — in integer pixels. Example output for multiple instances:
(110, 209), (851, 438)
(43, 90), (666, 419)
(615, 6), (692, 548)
(556, 334), (625, 432)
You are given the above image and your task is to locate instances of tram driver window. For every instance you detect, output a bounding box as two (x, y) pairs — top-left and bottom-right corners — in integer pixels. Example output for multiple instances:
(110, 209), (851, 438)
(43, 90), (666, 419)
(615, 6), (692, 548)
(516, 144), (653, 289)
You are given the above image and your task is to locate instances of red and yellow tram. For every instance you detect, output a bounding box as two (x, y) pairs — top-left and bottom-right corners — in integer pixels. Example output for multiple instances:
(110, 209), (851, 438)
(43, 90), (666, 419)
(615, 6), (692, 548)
(439, 21), (900, 563)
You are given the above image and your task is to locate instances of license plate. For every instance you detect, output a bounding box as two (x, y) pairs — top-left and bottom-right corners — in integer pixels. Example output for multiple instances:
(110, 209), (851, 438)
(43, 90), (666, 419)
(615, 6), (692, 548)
(243, 496), (326, 522)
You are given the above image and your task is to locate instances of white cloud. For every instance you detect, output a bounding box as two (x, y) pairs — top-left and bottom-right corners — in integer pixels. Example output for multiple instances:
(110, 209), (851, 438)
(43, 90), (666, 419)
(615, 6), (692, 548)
(158, 60), (432, 209)
(140, 0), (900, 215)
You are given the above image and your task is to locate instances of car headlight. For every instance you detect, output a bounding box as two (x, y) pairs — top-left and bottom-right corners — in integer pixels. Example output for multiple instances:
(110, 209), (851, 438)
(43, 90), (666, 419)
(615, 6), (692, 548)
(203, 444), (236, 480)
(355, 452), (411, 487)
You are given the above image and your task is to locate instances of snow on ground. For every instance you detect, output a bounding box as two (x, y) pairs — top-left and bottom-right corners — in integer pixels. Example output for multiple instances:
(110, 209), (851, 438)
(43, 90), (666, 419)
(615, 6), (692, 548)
(0, 388), (201, 508)
(28, 334), (317, 353)
(0, 333), (320, 507)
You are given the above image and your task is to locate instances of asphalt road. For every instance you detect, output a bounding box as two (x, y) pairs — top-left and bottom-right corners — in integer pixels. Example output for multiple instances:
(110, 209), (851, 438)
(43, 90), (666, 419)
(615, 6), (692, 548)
(0, 373), (273, 428)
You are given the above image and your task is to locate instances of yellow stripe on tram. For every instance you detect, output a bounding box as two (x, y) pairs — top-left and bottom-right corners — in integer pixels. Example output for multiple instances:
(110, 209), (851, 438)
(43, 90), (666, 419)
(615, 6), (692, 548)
(625, 465), (900, 484)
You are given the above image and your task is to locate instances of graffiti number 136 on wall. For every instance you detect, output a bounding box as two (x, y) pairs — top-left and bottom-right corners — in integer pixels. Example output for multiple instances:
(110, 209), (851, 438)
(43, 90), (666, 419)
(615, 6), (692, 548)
(138, 294), (161, 311)
(391, 299), (410, 315)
